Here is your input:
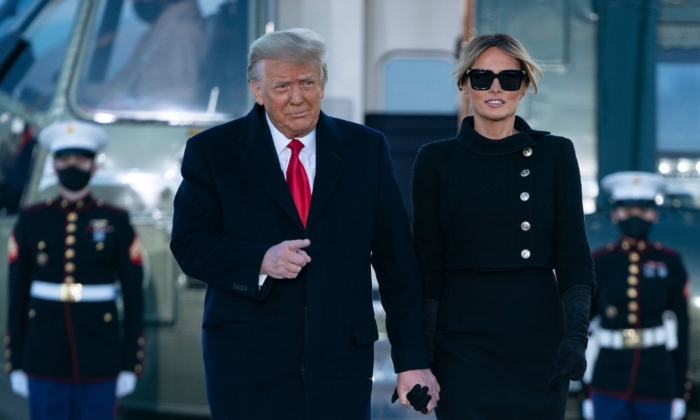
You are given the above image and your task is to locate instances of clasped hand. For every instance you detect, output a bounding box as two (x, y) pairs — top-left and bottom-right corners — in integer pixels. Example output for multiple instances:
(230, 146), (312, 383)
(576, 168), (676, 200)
(392, 369), (440, 414)
(260, 239), (312, 279)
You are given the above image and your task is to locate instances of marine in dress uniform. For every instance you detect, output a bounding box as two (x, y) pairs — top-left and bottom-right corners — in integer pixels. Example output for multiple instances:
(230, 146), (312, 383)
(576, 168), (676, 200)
(583, 172), (690, 420)
(4, 121), (144, 420)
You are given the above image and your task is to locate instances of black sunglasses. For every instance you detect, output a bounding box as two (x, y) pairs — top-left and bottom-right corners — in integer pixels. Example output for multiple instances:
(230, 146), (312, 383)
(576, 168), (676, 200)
(463, 69), (526, 91)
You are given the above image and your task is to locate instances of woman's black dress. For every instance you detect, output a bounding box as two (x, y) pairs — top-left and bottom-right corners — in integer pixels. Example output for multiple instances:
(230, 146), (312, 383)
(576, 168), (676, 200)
(412, 117), (596, 419)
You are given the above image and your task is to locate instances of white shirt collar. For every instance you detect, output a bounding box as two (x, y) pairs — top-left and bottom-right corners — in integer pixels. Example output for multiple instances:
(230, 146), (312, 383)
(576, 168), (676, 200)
(266, 113), (317, 157)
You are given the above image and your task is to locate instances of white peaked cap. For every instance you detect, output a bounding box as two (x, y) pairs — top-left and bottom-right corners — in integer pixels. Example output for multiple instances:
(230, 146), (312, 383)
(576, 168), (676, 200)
(38, 120), (109, 154)
(601, 171), (666, 202)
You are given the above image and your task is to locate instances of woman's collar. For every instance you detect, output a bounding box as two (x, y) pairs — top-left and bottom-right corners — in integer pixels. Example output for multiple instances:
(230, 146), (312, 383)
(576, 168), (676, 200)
(456, 116), (549, 156)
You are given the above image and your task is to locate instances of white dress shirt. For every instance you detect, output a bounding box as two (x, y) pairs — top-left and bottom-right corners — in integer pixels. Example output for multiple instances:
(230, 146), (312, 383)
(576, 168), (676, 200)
(259, 113), (317, 286)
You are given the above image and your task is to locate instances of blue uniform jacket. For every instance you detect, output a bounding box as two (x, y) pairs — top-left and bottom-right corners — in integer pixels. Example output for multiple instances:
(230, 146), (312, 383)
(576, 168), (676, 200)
(590, 239), (690, 401)
(170, 105), (429, 419)
(4, 196), (144, 381)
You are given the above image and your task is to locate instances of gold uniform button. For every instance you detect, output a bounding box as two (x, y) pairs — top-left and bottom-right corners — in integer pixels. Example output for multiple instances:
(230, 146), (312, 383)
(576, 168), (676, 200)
(28, 309), (35, 318)
(629, 253), (640, 262)
(605, 305), (617, 319)
(65, 262), (75, 273)
(627, 313), (638, 324)
(37, 241), (46, 250)
(638, 241), (647, 250)
(64, 276), (75, 284)
(67, 213), (78, 222)
(135, 365), (142, 373)
(138, 337), (145, 346)
(76, 200), (84, 208)
(628, 301), (639, 311)
(622, 242), (630, 250)
(66, 224), (76, 233)
(65, 249), (75, 259)
(627, 288), (638, 299)
(66, 236), (75, 245)
(628, 276), (638, 286)
(137, 350), (144, 359)
(104, 313), (112, 323)
(61, 200), (68, 208)
(96, 242), (104, 251)
(629, 265), (639, 275)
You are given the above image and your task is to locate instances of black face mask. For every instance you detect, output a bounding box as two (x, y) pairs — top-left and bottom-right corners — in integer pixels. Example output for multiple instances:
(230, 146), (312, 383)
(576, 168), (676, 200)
(618, 216), (654, 240)
(57, 167), (92, 192)
(133, 0), (163, 23)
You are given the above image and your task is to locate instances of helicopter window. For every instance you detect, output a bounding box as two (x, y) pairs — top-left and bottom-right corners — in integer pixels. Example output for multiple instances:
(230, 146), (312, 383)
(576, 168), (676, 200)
(383, 57), (457, 114)
(75, 0), (252, 122)
(0, 0), (80, 111)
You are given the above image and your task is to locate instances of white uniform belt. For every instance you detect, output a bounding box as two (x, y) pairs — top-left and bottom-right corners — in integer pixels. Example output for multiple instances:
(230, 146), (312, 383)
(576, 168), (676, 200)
(598, 326), (667, 349)
(30, 280), (117, 302)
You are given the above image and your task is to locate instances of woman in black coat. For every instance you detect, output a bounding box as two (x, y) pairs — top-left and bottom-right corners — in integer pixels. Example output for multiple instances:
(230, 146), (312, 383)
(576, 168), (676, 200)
(412, 33), (597, 419)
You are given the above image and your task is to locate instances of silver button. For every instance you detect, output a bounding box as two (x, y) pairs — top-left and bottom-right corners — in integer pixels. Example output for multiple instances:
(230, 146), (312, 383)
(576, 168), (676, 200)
(521, 169), (530, 177)
(520, 192), (530, 201)
(521, 221), (531, 231)
(523, 148), (533, 157)
(521, 249), (531, 259)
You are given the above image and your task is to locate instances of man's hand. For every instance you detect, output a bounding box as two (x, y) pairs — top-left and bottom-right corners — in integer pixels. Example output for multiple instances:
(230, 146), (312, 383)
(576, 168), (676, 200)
(396, 369), (440, 415)
(260, 239), (311, 279)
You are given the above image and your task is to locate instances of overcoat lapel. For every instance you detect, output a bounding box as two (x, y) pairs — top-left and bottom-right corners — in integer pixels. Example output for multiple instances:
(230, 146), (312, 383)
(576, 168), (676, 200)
(239, 105), (305, 231)
(306, 112), (348, 229)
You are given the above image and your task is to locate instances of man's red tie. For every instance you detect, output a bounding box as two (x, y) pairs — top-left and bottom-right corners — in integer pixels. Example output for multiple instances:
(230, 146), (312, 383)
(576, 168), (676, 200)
(286, 139), (311, 227)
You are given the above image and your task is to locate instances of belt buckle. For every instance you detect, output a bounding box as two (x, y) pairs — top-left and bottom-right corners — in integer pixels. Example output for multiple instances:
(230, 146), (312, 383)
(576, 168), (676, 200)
(60, 283), (83, 302)
(622, 329), (641, 348)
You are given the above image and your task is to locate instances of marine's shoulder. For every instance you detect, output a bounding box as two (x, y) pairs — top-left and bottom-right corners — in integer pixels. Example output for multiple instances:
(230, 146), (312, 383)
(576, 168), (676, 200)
(592, 242), (618, 259)
(648, 241), (680, 258)
(91, 198), (128, 216)
(20, 199), (54, 214)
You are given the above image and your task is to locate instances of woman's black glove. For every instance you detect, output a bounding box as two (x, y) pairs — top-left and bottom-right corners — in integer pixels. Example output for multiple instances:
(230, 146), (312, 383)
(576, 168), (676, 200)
(423, 299), (439, 365)
(391, 384), (431, 413)
(551, 284), (592, 382)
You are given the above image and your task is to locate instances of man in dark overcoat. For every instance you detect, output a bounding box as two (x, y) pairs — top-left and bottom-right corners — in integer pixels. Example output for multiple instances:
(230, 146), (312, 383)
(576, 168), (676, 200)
(170, 28), (438, 419)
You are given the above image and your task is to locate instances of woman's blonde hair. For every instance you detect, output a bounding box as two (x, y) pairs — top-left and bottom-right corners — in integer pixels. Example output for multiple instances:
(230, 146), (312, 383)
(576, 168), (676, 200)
(454, 33), (543, 94)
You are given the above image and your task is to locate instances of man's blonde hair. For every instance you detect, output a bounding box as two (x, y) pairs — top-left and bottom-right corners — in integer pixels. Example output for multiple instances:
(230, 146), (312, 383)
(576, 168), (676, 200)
(454, 33), (543, 93)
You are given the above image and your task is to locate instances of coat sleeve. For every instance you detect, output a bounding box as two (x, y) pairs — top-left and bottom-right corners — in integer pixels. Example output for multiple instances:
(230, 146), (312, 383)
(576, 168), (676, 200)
(552, 139), (596, 294)
(170, 136), (272, 299)
(116, 212), (144, 374)
(411, 145), (445, 300)
(5, 212), (32, 373)
(668, 255), (690, 399)
(371, 134), (430, 373)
